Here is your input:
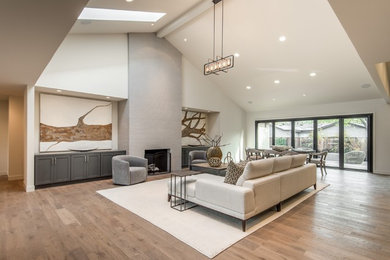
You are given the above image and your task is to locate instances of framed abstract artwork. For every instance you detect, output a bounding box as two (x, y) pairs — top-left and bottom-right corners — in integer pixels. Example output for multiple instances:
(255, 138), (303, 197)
(40, 94), (112, 152)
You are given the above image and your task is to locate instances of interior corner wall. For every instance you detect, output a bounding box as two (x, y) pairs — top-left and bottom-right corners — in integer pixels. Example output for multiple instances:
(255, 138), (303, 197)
(182, 57), (246, 161)
(128, 33), (182, 171)
(118, 100), (129, 153)
(246, 98), (390, 175)
(0, 101), (8, 176)
(35, 34), (128, 99)
(8, 96), (24, 180)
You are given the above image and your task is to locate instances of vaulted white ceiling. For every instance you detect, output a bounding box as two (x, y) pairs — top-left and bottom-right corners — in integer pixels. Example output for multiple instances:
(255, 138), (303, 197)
(72, 0), (385, 112)
(165, 0), (381, 111)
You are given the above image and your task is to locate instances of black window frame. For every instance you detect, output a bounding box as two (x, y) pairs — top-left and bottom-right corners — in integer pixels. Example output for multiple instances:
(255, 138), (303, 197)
(255, 113), (373, 173)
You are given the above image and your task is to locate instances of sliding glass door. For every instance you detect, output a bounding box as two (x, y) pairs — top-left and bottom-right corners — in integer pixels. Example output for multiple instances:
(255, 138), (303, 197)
(275, 121), (292, 146)
(317, 119), (339, 168)
(255, 114), (373, 172)
(343, 117), (368, 170)
(256, 122), (273, 149)
(294, 120), (314, 150)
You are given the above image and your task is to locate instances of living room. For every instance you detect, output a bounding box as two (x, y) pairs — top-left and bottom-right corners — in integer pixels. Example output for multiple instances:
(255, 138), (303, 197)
(1, 0), (389, 259)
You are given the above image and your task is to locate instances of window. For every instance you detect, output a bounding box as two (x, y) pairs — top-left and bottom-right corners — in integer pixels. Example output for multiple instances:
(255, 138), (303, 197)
(275, 121), (291, 146)
(256, 122), (272, 149)
(255, 114), (372, 172)
(295, 120), (314, 149)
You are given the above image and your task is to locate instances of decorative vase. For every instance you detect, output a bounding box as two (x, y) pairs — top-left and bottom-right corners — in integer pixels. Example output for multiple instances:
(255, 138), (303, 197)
(208, 157), (222, 167)
(207, 146), (223, 160)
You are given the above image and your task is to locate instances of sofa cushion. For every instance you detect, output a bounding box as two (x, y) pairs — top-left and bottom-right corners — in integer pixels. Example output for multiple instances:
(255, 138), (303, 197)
(273, 156), (292, 173)
(290, 154), (307, 168)
(224, 161), (245, 185)
(236, 158), (274, 186)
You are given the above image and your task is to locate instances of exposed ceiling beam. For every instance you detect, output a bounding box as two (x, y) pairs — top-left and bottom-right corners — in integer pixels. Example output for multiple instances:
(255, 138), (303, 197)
(157, 0), (213, 38)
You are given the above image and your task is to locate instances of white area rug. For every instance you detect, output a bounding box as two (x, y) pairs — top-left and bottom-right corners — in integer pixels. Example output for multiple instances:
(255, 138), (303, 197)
(97, 180), (329, 258)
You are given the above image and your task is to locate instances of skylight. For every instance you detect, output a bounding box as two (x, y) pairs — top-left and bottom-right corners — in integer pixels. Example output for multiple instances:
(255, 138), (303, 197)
(78, 8), (166, 22)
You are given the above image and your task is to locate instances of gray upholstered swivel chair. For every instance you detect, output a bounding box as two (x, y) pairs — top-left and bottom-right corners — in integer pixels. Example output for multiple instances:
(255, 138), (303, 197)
(188, 150), (207, 170)
(112, 155), (148, 185)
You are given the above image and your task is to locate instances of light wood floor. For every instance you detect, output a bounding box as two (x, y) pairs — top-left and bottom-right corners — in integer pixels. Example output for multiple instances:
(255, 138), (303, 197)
(1, 169), (389, 260)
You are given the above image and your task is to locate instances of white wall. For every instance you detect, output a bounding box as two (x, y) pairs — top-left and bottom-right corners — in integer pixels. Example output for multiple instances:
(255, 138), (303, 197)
(246, 98), (390, 175)
(8, 96), (24, 180)
(36, 34), (128, 99)
(0, 100), (8, 175)
(182, 57), (246, 161)
(127, 33), (182, 171)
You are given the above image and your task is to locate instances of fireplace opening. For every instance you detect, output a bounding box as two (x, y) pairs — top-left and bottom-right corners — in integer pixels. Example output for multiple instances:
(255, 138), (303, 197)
(144, 149), (171, 175)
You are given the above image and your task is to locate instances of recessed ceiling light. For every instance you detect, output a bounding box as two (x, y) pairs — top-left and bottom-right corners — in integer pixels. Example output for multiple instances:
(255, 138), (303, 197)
(310, 72), (317, 77)
(183, 38), (188, 42)
(274, 80), (280, 84)
(234, 53), (240, 57)
(246, 86), (252, 90)
(126, 0), (134, 2)
(361, 83), (371, 88)
(56, 89), (62, 93)
(302, 93), (307, 97)
(151, 23), (154, 26)
(78, 8), (166, 22)
(272, 98), (276, 101)
(106, 96), (110, 99)
(279, 35), (287, 42)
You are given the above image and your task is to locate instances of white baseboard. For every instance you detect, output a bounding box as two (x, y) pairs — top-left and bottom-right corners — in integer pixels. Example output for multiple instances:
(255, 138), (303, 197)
(8, 175), (24, 181)
(24, 182), (35, 192)
(373, 170), (390, 176)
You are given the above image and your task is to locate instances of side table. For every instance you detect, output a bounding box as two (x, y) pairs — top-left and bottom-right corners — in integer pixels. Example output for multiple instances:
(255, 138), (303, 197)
(170, 170), (199, 211)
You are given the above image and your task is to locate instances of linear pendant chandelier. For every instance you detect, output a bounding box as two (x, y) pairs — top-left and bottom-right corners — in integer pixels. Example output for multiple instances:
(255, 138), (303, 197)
(204, 0), (234, 76)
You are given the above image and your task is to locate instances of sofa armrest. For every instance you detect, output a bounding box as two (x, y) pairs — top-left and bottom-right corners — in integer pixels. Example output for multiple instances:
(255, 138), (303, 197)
(195, 179), (255, 215)
(112, 157), (130, 183)
(128, 156), (148, 168)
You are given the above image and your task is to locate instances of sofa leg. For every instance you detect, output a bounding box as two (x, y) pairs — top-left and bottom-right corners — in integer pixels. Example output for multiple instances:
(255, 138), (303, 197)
(276, 202), (282, 212)
(242, 220), (246, 232)
(314, 183), (317, 190)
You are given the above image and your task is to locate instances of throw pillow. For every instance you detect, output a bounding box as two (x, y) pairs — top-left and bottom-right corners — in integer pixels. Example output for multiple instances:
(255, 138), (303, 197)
(224, 161), (245, 185)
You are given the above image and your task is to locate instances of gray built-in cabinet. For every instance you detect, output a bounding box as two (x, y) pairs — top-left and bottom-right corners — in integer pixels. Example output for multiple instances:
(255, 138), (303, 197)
(35, 150), (126, 188)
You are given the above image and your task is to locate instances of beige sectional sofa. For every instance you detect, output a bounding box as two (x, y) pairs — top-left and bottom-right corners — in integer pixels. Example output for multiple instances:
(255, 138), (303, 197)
(169, 154), (317, 231)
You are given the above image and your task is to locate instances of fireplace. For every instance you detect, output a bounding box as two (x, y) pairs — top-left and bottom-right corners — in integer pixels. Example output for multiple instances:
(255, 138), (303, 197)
(144, 149), (171, 175)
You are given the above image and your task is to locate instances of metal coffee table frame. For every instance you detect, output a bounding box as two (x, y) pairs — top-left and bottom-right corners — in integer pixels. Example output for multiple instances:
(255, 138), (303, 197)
(170, 171), (198, 212)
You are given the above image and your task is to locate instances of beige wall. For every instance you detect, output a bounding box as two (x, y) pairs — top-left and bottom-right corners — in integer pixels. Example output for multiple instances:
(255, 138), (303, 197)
(0, 100), (8, 175)
(8, 96), (24, 180)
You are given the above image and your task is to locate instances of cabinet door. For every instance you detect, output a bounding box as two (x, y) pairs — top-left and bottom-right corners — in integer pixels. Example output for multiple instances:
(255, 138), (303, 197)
(71, 154), (86, 180)
(100, 152), (114, 177)
(86, 153), (100, 178)
(52, 155), (71, 183)
(35, 156), (53, 185)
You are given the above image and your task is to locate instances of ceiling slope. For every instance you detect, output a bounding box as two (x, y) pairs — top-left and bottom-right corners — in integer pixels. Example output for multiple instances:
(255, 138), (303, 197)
(166, 0), (381, 112)
(0, 0), (88, 87)
(328, 0), (390, 103)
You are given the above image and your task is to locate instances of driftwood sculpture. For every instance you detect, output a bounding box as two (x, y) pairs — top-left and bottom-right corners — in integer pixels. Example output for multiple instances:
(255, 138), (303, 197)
(40, 103), (112, 150)
(181, 111), (206, 145)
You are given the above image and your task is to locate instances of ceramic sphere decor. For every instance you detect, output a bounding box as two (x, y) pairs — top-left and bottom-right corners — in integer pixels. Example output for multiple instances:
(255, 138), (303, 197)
(208, 157), (222, 167)
(202, 134), (227, 167)
(207, 146), (223, 160)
